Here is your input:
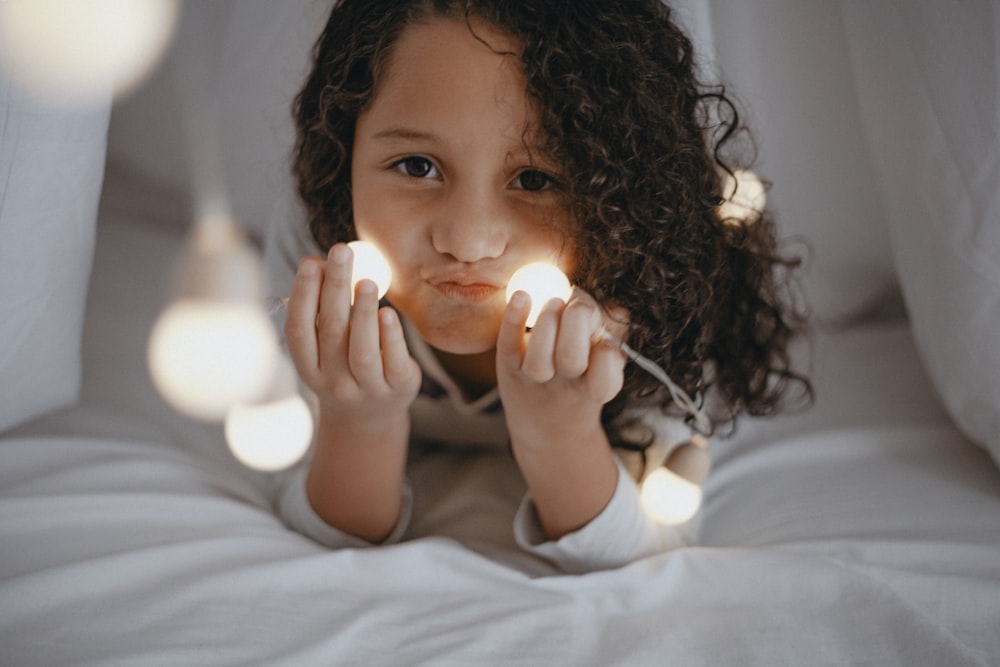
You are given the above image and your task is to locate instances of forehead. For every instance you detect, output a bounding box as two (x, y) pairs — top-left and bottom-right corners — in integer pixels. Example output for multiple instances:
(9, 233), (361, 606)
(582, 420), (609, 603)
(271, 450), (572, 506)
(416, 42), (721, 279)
(360, 16), (544, 151)
(378, 15), (522, 97)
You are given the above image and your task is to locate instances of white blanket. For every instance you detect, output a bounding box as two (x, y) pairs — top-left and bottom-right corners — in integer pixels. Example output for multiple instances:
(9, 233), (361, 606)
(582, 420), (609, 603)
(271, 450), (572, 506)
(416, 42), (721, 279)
(2, 200), (999, 666)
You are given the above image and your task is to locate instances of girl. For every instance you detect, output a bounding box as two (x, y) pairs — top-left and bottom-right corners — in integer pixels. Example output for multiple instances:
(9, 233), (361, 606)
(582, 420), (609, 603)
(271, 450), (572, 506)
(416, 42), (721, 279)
(273, 0), (807, 573)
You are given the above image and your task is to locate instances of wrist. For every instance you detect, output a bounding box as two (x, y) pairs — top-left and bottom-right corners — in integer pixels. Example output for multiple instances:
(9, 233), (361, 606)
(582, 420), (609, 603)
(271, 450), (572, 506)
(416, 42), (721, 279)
(512, 427), (619, 540)
(306, 409), (410, 543)
(506, 409), (605, 456)
(317, 404), (410, 446)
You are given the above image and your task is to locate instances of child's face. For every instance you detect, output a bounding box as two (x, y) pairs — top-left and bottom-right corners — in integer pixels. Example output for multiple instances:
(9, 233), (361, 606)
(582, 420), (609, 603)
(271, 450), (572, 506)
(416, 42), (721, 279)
(351, 16), (574, 356)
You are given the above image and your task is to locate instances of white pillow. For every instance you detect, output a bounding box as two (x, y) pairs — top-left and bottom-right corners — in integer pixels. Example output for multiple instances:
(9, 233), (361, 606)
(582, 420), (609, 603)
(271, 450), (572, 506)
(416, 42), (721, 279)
(840, 2), (1000, 465)
(0, 77), (111, 433)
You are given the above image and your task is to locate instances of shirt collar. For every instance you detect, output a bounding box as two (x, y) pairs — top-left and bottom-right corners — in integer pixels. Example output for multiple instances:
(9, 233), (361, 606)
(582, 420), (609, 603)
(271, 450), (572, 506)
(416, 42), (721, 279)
(401, 317), (502, 415)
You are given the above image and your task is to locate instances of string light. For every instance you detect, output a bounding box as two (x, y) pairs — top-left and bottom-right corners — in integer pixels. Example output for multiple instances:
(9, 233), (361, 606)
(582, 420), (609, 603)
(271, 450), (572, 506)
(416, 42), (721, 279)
(718, 169), (766, 225)
(267, 241), (393, 314)
(0, 0), (179, 106)
(148, 219), (277, 422)
(346, 241), (392, 301)
(139, 1), (282, 424)
(504, 261), (573, 327)
(505, 263), (712, 436)
(505, 262), (713, 524)
(226, 240), (393, 470)
(640, 467), (703, 525)
(640, 434), (711, 524)
(225, 353), (313, 471)
(265, 256), (712, 527)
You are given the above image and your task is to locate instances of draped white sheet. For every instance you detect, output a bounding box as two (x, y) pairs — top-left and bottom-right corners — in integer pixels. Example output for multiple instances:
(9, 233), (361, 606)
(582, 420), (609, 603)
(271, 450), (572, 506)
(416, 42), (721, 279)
(2, 2), (1000, 664)
(2, 163), (997, 667)
(681, 0), (1000, 464)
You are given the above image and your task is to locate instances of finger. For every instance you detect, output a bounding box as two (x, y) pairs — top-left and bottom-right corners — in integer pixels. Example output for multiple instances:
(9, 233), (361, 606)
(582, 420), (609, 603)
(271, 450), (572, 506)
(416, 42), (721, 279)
(585, 340), (627, 404)
(520, 297), (563, 383)
(315, 244), (354, 369)
(347, 279), (384, 386)
(600, 308), (630, 342)
(555, 293), (603, 378)
(497, 290), (531, 370)
(379, 307), (419, 391)
(284, 257), (323, 378)
(597, 292), (631, 342)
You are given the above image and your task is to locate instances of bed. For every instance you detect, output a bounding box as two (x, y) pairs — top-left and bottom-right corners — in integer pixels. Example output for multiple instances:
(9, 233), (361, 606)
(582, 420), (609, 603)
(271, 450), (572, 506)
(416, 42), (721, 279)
(2, 2), (999, 665)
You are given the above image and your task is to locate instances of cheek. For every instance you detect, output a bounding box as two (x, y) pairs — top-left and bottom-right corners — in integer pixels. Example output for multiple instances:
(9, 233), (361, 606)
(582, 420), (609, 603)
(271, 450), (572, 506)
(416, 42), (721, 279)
(527, 200), (577, 259)
(350, 179), (385, 238)
(351, 185), (419, 258)
(535, 219), (578, 276)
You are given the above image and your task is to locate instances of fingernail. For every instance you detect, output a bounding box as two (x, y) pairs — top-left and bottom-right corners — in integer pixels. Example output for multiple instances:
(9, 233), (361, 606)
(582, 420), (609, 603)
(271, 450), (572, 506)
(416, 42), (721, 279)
(509, 290), (530, 309)
(298, 259), (317, 276)
(542, 296), (566, 311)
(330, 244), (351, 264)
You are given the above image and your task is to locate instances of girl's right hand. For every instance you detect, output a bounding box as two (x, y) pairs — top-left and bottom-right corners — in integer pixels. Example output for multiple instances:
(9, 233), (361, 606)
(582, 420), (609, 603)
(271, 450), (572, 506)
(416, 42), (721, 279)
(284, 243), (421, 422)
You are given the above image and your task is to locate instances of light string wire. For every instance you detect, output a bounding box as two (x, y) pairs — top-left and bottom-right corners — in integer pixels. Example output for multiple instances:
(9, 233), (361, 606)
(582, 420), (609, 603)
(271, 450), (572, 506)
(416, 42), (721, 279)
(265, 296), (714, 436)
(596, 329), (713, 437)
(267, 297), (290, 316)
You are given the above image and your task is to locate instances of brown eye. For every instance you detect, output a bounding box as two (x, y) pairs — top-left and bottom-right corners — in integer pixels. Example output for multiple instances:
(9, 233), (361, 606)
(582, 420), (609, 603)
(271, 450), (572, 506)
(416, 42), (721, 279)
(394, 157), (438, 179)
(514, 169), (554, 192)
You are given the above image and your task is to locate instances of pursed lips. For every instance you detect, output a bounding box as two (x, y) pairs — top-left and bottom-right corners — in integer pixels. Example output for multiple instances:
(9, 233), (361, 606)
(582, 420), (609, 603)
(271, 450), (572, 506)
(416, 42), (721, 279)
(426, 271), (504, 303)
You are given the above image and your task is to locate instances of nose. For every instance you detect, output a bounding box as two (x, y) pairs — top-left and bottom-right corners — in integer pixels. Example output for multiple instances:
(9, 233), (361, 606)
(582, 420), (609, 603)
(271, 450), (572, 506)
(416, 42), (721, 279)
(430, 185), (508, 263)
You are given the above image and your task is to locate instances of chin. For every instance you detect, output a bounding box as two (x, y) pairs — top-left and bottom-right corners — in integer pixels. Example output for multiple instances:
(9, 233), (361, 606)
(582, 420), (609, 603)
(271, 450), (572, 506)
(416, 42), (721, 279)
(418, 321), (499, 356)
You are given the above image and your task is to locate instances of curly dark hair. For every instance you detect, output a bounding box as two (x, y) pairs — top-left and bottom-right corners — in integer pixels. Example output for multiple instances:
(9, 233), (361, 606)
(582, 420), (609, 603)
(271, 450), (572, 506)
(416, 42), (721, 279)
(292, 0), (811, 446)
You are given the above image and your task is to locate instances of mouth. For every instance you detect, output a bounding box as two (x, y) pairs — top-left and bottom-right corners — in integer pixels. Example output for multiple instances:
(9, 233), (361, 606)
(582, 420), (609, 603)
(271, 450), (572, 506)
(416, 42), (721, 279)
(428, 272), (503, 303)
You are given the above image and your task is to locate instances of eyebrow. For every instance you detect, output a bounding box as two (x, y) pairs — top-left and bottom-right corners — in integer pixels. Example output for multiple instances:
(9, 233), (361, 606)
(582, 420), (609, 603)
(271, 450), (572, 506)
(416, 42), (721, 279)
(370, 127), (442, 143)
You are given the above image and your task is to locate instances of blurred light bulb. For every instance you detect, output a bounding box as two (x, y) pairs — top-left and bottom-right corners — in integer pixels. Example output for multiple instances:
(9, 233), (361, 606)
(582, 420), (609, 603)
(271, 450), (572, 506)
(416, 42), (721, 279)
(640, 467), (703, 525)
(225, 354), (313, 471)
(348, 241), (392, 301)
(148, 220), (277, 422)
(718, 169), (766, 225)
(148, 300), (277, 421)
(226, 395), (312, 471)
(505, 262), (573, 327)
(0, 0), (179, 106)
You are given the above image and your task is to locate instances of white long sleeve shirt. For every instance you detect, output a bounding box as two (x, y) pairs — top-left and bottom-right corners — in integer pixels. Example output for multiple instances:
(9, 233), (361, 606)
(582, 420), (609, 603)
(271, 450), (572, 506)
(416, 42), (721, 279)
(276, 317), (697, 573)
(266, 195), (697, 573)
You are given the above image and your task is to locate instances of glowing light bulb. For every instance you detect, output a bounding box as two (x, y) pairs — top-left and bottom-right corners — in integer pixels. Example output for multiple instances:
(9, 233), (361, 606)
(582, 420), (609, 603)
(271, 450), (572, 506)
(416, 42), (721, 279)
(0, 0), (179, 106)
(348, 241), (392, 301)
(718, 169), (766, 225)
(225, 354), (313, 471)
(148, 300), (277, 421)
(505, 262), (573, 327)
(640, 467), (703, 525)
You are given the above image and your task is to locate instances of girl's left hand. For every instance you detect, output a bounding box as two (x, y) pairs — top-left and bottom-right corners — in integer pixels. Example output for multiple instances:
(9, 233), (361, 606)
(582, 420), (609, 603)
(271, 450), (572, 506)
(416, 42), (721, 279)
(496, 288), (627, 452)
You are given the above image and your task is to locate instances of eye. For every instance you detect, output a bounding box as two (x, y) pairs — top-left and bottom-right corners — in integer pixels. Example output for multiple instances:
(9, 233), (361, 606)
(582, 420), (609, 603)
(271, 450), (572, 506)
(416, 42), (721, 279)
(393, 156), (439, 179)
(513, 169), (556, 192)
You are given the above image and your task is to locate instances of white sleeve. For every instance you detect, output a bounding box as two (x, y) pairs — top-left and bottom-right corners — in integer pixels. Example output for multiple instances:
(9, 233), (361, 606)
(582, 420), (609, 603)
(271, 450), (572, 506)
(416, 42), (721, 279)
(512, 455), (692, 574)
(277, 465), (413, 549)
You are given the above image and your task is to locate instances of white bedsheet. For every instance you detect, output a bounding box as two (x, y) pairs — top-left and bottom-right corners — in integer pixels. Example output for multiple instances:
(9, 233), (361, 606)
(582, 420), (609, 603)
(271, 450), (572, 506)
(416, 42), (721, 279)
(2, 197), (999, 665)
